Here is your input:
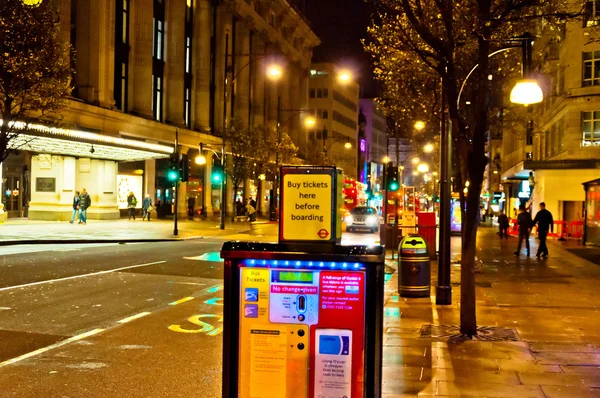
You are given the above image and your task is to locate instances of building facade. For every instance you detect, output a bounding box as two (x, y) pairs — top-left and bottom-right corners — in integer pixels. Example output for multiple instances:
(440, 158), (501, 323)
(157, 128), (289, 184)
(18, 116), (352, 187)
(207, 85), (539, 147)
(307, 63), (359, 179)
(501, 12), (600, 224)
(0, 0), (319, 220)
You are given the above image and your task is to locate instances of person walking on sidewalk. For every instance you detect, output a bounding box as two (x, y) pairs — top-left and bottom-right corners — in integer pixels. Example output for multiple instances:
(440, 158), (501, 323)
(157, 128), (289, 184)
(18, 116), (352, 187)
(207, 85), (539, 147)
(497, 210), (509, 239)
(514, 204), (532, 257)
(245, 200), (256, 222)
(142, 194), (153, 221)
(79, 188), (91, 225)
(533, 202), (554, 258)
(127, 192), (137, 220)
(70, 191), (80, 224)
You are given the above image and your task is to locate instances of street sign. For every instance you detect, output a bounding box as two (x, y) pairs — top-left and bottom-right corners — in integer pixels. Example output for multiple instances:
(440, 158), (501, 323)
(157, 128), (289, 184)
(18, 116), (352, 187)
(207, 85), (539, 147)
(280, 167), (342, 243)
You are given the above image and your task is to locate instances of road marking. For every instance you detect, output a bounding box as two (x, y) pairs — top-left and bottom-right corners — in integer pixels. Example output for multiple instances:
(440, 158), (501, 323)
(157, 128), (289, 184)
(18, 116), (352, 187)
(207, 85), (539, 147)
(0, 260), (167, 293)
(205, 284), (224, 294)
(169, 297), (195, 306)
(169, 314), (223, 335)
(117, 312), (151, 324)
(168, 281), (206, 286)
(0, 328), (104, 368)
(205, 297), (223, 306)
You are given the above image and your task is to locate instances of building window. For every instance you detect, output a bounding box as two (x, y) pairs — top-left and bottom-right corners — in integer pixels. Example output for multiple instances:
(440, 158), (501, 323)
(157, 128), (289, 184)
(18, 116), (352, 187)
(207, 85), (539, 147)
(584, 0), (600, 27)
(583, 51), (600, 86)
(333, 90), (358, 112)
(152, 0), (165, 121)
(582, 111), (600, 146)
(309, 88), (315, 98)
(184, 0), (193, 128)
(114, 0), (130, 111)
(153, 75), (163, 121)
(322, 88), (328, 98)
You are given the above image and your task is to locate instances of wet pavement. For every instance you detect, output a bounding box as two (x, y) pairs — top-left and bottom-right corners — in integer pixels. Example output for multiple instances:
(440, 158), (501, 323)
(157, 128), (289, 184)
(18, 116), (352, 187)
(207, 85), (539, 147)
(382, 227), (600, 397)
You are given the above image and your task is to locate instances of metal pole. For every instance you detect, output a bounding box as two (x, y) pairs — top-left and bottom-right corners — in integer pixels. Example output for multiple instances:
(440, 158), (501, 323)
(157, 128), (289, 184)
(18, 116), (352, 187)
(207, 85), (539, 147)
(174, 129), (179, 236)
(275, 95), (281, 221)
(220, 146), (225, 230)
(394, 126), (400, 225)
(436, 78), (452, 305)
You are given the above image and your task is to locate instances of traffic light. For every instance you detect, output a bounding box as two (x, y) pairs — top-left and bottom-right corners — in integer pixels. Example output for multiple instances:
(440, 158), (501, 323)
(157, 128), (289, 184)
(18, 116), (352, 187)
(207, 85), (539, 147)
(212, 164), (224, 184)
(179, 154), (189, 182)
(167, 153), (180, 182)
(386, 162), (399, 192)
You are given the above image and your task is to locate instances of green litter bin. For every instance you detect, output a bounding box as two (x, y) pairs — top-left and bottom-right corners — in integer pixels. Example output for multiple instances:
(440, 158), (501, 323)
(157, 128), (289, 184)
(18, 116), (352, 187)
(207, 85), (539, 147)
(398, 234), (430, 298)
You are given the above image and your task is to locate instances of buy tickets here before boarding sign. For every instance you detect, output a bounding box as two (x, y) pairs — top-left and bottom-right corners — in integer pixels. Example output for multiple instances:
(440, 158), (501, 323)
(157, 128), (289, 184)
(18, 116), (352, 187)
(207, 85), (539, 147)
(281, 168), (335, 242)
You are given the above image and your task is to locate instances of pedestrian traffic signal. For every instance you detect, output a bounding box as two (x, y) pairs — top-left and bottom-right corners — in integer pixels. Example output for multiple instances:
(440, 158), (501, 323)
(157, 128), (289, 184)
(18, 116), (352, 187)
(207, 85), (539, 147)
(212, 164), (224, 184)
(386, 163), (399, 192)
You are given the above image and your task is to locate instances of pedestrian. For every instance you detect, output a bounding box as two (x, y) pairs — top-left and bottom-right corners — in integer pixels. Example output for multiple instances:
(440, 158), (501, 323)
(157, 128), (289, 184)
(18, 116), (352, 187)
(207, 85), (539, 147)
(532, 202), (554, 258)
(187, 196), (195, 218)
(127, 191), (137, 220)
(497, 210), (509, 239)
(142, 194), (153, 221)
(250, 197), (257, 210)
(246, 200), (256, 222)
(70, 190), (80, 224)
(236, 198), (244, 216)
(514, 204), (532, 257)
(79, 188), (91, 225)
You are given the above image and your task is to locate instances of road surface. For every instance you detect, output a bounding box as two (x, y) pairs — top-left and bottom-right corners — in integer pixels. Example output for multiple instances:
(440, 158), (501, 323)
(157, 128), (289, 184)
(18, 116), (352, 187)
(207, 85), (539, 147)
(0, 231), (377, 396)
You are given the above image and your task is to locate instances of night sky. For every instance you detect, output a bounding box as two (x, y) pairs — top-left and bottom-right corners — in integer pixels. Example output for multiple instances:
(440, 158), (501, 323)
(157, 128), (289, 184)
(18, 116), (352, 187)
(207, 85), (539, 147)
(303, 0), (377, 97)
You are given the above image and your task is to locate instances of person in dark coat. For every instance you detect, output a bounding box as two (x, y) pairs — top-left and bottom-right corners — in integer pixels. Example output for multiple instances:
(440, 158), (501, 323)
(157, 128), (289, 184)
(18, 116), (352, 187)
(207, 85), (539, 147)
(127, 192), (137, 220)
(514, 204), (532, 257)
(497, 210), (509, 239)
(187, 196), (195, 218)
(532, 202), (554, 258)
(79, 188), (91, 224)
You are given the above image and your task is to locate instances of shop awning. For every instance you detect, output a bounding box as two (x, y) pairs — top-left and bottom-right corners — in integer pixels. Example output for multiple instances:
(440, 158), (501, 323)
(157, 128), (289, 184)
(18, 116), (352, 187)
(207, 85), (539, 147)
(5, 121), (174, 162)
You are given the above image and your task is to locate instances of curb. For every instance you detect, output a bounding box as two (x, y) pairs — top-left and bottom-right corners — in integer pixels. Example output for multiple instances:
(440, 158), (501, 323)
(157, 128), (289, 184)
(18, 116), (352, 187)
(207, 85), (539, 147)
(0, 236), (206, 246)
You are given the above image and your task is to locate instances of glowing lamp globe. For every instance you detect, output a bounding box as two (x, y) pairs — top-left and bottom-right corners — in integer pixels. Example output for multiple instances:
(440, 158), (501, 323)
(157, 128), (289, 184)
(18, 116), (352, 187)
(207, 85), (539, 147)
(510, 79), (543, 105)
(22, 0), (43, 6)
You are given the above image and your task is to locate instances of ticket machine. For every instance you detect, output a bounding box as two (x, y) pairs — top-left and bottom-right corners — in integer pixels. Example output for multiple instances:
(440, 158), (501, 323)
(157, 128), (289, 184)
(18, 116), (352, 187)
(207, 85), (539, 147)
(221, 242), (385, 398)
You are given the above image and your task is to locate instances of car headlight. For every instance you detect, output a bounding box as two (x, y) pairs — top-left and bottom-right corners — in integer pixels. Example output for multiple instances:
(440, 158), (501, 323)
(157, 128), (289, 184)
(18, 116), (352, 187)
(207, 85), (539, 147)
(366, 215), (378, 226)
(345, 216), (354, 226)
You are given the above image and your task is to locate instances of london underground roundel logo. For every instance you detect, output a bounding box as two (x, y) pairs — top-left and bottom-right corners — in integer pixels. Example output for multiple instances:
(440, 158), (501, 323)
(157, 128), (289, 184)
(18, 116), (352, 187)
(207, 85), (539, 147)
(317, 229), (330, 239)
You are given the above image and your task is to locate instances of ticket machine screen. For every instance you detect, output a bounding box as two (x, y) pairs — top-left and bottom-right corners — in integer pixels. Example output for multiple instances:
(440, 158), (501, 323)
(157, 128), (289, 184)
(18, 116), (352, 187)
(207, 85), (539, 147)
(238, 260), (366, 398)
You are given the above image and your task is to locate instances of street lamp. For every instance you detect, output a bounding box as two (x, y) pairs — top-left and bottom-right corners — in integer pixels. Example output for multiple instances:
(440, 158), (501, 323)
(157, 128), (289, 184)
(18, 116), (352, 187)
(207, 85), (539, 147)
(417, 162), (430, 173)
(267, 64), (283, 81)
(304, 116), (316, 128)
(338, 70), (353, 83)
(21, 0), (43, 5)
(411, 157), (420, 165)
(414, 121), (426, 131)
(510, 79), (544, 104)
(423, 143), (434, 153)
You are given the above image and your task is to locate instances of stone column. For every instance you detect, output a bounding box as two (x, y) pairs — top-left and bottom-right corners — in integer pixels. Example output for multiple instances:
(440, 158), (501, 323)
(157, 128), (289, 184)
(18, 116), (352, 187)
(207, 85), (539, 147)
(131, 0), (154, 118)
(260, 179), (267, 216)
(75, 0), (115, 107)
(165, 0), (186, 126)
(193, 0), (211, 132)
(58, 0), (71, 46)
(203, 153), (213, 215)
(297, 68), (310, 153)
(234, 22), (251, 127)
(226, 175), (234, 215)
(214, 6), (232, 134)
(144, 159), (156, 218)
(243, 178), (250, 201)
(251, 35), (265, 126)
